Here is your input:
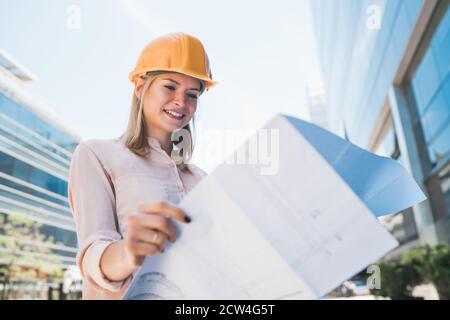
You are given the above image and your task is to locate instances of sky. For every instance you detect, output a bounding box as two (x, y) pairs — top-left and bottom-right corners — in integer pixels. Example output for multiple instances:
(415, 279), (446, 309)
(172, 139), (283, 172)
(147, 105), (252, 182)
(0, 0), (323, 172)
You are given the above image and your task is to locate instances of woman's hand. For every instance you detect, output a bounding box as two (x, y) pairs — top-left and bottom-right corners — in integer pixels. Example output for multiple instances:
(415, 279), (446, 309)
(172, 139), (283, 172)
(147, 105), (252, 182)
(124, 201), (191, 267)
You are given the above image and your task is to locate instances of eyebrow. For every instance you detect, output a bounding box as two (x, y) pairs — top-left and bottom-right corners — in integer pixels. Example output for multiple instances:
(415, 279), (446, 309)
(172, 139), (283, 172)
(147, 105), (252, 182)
(162, 78), (201, 91)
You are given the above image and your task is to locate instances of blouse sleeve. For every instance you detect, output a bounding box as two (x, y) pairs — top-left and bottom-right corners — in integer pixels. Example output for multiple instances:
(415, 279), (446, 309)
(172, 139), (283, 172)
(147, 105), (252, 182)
(68, 141), (129, 292)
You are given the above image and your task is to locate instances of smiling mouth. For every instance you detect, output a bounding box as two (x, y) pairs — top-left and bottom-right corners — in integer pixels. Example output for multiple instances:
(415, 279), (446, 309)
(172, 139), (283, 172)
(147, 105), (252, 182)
(163, 109), (185, 120)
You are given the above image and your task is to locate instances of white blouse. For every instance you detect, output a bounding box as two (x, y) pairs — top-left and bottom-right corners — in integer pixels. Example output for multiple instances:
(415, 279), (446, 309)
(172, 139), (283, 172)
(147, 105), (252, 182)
(68, 137), (207, 299)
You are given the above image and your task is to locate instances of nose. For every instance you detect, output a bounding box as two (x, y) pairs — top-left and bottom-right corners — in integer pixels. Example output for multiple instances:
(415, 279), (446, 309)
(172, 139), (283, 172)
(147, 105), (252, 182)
(173, 91), (186, 107)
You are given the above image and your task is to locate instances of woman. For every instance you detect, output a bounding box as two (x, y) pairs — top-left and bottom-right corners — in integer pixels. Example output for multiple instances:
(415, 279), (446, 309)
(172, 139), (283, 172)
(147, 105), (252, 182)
(68, 32), (216, 299)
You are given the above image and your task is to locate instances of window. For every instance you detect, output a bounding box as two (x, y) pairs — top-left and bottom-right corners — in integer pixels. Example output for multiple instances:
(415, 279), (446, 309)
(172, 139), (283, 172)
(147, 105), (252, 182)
(410, 7), (450, 166)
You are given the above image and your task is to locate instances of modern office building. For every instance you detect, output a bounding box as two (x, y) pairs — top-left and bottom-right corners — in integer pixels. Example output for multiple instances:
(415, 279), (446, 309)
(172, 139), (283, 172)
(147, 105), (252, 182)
(0, 49), (80, 297)
(310, 0), (450, 255)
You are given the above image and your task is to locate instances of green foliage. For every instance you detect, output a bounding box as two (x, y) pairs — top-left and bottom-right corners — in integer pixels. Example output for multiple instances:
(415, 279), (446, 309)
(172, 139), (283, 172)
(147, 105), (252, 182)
(0, 213), (66, 299)
(402, 244), (450, 300)
(373, 259), (422, 299)
(373, 243), (450, 300)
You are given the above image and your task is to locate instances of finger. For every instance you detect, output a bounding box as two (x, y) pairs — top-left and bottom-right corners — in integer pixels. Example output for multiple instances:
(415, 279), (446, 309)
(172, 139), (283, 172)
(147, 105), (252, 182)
(133, 255), (145, 267)
(128, 214), (177, 242)
(129, 226), (168, 250)
(128, 239), (160, 256)
(138, 201), (191, 224)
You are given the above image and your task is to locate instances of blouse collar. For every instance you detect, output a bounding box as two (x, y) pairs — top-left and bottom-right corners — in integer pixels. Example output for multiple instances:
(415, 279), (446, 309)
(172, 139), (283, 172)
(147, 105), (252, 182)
(147, 136), (163, 150)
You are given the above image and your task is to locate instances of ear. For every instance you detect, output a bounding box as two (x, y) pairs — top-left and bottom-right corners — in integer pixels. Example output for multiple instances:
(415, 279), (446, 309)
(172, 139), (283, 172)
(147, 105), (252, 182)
(134, 77), (145, 99)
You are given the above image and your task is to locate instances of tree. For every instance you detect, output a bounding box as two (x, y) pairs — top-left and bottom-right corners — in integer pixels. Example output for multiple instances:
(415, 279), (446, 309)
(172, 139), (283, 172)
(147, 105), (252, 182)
(372, 243), (450, 300)
(0, 213), (65, 299)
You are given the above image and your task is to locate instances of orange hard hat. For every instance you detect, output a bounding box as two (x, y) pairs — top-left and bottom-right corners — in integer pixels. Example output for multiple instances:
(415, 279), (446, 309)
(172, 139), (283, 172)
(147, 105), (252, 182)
(129, 32), (217, 91)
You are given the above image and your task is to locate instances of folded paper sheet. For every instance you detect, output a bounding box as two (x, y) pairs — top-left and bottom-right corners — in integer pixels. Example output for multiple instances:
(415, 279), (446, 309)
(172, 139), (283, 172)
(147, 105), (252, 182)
(285, 116), (426, 217)
(124, 114), (425, 300)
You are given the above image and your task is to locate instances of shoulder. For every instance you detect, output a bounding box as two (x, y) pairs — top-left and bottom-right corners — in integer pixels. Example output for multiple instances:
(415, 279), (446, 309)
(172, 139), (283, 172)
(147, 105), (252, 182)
(79, 138), (124, 155)
(72, 138), (127, 174)
(74, 138), (130, 160)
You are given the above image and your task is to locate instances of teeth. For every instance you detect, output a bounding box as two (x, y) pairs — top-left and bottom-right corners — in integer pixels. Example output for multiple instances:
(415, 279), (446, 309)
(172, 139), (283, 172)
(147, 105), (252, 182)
(165, 110), (183, 118)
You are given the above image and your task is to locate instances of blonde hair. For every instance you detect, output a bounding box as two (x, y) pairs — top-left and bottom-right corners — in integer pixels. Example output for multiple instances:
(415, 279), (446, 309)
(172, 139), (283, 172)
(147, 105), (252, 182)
(121, 71), (204, 174)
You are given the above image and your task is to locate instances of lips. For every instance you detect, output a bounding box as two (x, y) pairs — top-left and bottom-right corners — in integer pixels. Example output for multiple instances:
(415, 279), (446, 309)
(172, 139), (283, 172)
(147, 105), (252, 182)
(163, 108), (185, 120)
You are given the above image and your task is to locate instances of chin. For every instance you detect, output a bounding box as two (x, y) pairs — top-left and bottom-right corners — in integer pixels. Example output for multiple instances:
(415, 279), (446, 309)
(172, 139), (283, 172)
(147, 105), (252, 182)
(163, 123), (188, 133)
(157, 117), (188, 131)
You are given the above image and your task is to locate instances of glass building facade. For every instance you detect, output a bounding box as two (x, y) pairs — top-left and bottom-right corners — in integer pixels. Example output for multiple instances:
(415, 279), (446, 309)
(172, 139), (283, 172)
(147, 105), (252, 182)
(411, 7), (450, 166)
(311, 0), (450, 251)
(0, 50), (79, 285)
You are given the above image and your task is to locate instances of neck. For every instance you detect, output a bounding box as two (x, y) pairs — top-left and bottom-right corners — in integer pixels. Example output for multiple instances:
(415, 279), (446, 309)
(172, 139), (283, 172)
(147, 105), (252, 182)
(160, 139), (173, 156)
(147, 129), (173, 155)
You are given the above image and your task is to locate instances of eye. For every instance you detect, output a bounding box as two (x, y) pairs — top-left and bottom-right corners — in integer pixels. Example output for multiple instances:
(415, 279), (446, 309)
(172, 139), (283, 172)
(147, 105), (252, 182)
(187, 93), (198, 100)
(165, 85), (175, 91)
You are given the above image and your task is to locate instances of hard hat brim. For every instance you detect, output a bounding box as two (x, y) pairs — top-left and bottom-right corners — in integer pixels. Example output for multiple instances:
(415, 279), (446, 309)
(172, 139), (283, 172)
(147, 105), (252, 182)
(129, 68), (217, 90)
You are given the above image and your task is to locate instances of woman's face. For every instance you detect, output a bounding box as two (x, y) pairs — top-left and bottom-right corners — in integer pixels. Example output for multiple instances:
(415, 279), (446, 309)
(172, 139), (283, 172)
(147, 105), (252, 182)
(137, 73), (201, 137)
